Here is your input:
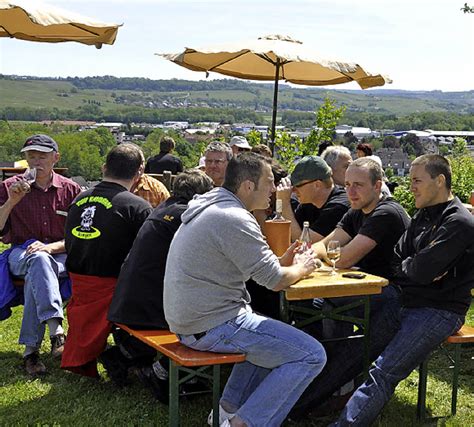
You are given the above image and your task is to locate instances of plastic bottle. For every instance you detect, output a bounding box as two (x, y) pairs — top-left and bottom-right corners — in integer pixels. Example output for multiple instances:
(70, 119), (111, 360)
(299, 221), (312, 252)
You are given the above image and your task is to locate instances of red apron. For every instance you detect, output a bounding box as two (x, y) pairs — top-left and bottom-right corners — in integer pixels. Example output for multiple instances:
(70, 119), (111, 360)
(61, 273), (117, 377)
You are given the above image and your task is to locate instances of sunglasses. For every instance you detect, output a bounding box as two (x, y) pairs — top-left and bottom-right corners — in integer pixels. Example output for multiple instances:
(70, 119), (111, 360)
(294, 178), (320, 189)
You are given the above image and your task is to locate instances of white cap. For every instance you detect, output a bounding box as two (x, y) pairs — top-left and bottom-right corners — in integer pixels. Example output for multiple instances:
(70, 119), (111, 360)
(229, 136), (251, 149)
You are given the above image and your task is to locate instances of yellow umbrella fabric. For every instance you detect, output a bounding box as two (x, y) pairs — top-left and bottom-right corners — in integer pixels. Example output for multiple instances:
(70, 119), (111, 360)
(0, 0), (121, 48)
(160, 34), (391, 146)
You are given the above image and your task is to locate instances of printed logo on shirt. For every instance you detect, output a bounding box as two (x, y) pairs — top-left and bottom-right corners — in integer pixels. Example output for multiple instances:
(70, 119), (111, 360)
(72, 206), (101, 239)
(163, 215), (174, 222)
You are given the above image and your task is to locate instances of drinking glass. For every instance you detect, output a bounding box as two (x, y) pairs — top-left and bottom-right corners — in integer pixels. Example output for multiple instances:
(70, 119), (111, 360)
(327, 240), (341, 276)
(22, 167), (37, 192)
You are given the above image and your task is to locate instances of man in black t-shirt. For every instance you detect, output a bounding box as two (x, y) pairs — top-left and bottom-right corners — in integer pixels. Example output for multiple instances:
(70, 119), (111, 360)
(144, 136), (183, 175)
(61, 143), (152, 378)
(290, 157), (410, 420)
(277, 156), (350, 242)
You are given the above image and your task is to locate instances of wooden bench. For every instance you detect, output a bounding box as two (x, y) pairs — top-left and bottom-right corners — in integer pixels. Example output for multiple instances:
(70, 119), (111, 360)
(417, 324), (474, 419)
(115, 323), (246, 427)
(148, 171), (176, 193)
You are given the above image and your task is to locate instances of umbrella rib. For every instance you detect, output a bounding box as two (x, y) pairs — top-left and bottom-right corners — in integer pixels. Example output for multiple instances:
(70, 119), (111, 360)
(0, 25), (14, 37)
(207, 50), (250, 72)
(69, 23), (101, 37)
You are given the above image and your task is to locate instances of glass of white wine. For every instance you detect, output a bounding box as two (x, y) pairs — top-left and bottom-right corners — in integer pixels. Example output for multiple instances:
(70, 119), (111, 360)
(327, 240), (341, 276)
(22, 167), (37, 192)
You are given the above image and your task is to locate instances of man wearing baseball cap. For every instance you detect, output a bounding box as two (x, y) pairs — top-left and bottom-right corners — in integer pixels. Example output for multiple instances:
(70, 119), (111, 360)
(0, 134), (81, 375)
(229, 136), (252, 156)
(277, 155), (350, 242)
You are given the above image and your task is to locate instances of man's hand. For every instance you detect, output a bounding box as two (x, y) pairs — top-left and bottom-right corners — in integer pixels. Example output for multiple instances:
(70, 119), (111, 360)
(294, 249), (322, 276)
(8, 181), (30, 205)
(276, 176), (293, 203)
(26, 241), (54, 255)
(279, 241), (302, 266)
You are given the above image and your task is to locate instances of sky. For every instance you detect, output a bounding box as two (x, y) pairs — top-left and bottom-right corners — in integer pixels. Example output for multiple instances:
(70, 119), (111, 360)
(0, 0), (473, 92)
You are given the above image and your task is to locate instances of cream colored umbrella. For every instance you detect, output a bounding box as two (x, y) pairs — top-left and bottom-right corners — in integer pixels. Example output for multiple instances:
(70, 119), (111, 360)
(160, 34), (391, 150)
(0, 0), (121, 48)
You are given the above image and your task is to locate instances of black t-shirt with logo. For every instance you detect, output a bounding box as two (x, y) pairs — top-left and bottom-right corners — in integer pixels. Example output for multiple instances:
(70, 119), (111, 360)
(337, 197), (410, 279)
(65, 181), (152, 277)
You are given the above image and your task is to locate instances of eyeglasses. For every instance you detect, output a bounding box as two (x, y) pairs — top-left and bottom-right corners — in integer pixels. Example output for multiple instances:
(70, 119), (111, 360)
(204, 159), (227, 165)
(294, 179), (320, 189)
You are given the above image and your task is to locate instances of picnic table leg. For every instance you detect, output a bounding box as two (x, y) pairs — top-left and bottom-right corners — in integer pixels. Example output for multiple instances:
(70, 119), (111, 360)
(451, 343), (461, 416)
(169, 361), (180, 427)
(362, 296), (371, 379)
(417, 358), (429, 420)
(279, 291), (289, 323)
(212, 365), (220, 427)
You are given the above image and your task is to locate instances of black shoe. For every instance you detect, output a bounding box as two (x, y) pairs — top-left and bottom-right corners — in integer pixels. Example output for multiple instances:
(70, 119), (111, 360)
(135, 365), (169, 404)
(99, 346), (130, 387)
(50, 333), (66, 359)
(23, 352), (47, 376)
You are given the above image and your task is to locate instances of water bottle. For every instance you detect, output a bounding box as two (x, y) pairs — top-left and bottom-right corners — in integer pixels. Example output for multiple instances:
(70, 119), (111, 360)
(273, 199), (285, 221)
(299, 221), (312, 252)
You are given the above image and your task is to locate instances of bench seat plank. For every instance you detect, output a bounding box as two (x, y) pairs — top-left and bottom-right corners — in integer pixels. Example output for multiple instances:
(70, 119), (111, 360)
(446, 324), (474, 344)
(116, 324), (245, 367)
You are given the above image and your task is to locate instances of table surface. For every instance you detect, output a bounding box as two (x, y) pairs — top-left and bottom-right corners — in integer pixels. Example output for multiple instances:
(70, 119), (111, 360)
(285, 267), (389, 300)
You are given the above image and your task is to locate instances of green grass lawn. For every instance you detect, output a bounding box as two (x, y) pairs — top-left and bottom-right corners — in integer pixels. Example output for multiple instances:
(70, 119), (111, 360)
(0, 304), (472, 426)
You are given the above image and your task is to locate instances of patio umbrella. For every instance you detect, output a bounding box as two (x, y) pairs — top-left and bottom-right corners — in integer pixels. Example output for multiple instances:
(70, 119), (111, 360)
(159, 34), (391, 152)
(0, 0), (121, 48)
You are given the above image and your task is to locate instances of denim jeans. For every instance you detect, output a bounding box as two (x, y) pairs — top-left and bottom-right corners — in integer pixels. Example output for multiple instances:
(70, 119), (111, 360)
(290, 284), (402, 419)
(8, 247), (67, 348)
(178, 310), (327, 427)
(333, 306), (464, 426)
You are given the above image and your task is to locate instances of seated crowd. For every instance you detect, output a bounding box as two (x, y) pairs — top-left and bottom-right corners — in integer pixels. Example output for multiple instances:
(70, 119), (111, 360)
(0, 133), (473, 427)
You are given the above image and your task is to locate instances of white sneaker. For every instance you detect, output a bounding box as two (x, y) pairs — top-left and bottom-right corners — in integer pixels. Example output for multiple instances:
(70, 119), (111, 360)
(207, 405), (235, 426)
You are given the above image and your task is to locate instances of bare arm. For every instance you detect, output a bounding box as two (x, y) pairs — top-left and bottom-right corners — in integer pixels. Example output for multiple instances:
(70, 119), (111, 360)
(312, 228), (353, 264)
(277, 177), (303, 241)
(336, 234), (377, 269)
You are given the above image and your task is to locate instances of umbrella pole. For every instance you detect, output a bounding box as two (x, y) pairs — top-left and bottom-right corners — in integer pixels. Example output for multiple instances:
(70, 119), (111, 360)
(270, 60), (280, 155)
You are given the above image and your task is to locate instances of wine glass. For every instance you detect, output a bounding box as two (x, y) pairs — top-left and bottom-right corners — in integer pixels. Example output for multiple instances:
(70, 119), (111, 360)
(327, 240), (341, 276)
(22, 167), (37, 192)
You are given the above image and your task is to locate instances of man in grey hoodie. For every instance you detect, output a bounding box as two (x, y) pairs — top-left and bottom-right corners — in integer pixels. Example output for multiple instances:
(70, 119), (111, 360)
(164, 153), (326, 427)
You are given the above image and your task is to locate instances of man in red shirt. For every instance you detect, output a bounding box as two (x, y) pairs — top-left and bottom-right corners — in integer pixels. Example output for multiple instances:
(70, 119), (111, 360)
(0, 135), (81, 375)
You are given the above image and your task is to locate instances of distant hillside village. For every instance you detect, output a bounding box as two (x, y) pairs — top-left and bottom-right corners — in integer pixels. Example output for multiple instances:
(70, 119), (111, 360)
(43, 119), (474, 177)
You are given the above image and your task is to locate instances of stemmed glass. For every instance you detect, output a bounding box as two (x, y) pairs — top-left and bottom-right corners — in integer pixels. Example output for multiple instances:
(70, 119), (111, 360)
(22, 167), (37, 192)
(327, 240), (341, 276)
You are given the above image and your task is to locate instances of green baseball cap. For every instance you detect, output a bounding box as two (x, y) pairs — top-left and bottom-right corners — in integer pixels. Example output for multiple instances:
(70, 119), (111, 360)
(290, 155), (332, 187)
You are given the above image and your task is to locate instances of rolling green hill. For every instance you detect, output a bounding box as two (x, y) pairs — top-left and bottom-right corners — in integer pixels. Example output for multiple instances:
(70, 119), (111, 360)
(1, 75), (473, 116)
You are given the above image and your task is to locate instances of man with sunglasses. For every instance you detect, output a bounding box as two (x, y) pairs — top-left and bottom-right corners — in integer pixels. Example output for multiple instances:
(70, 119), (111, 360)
(277, 156), (350, 242)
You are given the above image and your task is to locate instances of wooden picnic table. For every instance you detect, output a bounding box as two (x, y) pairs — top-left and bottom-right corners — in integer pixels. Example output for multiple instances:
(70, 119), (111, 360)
(281, 267), (389, 377)
(285, 268), (388, 300)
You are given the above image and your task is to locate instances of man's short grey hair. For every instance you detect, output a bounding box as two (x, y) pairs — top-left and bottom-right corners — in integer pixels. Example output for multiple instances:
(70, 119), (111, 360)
(173, 169), (214, 201)
(204, 141), (233, 161)
(321, 146), (352, 169)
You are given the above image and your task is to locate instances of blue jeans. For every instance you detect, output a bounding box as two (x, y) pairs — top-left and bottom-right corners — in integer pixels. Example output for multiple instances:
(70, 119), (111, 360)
(333, 307), (464, 426)
(291, 284), (402, 418)
(8, 247), (67, 348)
(178, 310), (326, 427)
